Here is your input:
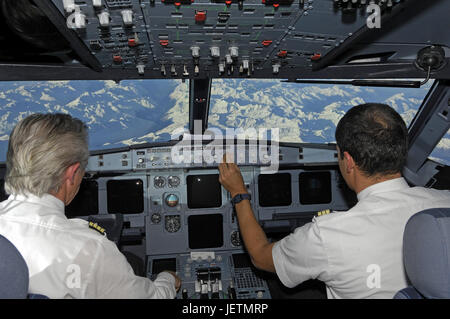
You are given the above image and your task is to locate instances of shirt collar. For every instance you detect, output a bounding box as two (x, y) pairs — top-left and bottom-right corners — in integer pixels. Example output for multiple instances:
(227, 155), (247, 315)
(357, 177), (410, 202)
(8, 192), (65, 212)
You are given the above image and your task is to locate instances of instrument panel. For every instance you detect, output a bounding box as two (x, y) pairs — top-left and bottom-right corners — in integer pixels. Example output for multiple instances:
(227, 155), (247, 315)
(65, 143), (356, 299)
(68, 143), (356, 247)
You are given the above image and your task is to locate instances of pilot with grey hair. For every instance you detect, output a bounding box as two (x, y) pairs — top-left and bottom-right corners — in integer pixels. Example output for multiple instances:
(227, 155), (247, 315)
(0, 113), (180, 299)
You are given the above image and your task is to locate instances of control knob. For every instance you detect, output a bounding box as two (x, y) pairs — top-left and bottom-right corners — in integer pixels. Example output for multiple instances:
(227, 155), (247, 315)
(151, 213), (161, 224)
(98, 11), (110, 28)
(121, 10), (133, 26)
(93, 0), (103, 8)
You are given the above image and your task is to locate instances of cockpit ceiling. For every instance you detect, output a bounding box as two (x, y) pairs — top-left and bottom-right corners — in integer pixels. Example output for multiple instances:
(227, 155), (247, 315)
(0, 0), (449, 81)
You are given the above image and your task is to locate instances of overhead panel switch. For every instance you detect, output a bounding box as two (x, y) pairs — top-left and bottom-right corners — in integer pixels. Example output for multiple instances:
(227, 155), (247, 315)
(63, 0), (76, 12)
(98, 11), (110, 28)
(230, 46), (239, 59)
(92, 0), (103, 9)
(191, 46), (200, 58)
(210, 47), (220, 58)
(121, 10), (133, 26)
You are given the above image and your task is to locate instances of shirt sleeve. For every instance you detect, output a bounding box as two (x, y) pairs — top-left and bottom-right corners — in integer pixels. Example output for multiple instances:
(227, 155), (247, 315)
(84, 236), (176, 299)
(272, 218), (329, 288)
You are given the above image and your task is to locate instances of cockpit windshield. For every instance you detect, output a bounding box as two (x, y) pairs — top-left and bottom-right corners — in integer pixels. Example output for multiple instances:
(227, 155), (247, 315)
(209, 79), (433, 143)
(0, 80), (189, 161)
(0, 78), (447, 164)
(430, 129), (450, 165)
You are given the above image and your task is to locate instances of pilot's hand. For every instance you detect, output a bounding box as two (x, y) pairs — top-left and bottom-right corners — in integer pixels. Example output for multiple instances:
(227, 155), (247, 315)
(165, 271), (181, 292)
(218, 154), (248, 198)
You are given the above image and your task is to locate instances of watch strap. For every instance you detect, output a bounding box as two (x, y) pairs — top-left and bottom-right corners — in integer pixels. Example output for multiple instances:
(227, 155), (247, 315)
(231, 193), (252, 206)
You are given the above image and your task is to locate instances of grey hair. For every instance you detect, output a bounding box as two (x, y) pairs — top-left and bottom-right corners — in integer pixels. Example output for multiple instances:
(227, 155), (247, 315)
(5, 113), (89, 197)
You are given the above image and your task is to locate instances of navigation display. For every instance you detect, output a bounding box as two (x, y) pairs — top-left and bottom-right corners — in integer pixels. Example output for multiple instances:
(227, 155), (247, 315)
(258, 173), (292, 207)
(299, 172), (332, 205)
(107, 179), (144, 214)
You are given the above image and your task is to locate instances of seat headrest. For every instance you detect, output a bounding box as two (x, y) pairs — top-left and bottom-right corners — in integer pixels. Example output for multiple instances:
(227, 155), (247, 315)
(0, 235), (29, 299)
(403, 208), (450, 299)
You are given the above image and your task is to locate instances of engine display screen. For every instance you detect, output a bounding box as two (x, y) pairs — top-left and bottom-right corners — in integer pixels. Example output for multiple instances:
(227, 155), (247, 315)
(65, 179), (99, 217)
(107, 179), (144, 214)
(188, 214), (223, 249)
(258, 173), (292, 207)
(152, 258), (177, 274)
(299, 171), (332, 205)
(187, 174), (222, 209)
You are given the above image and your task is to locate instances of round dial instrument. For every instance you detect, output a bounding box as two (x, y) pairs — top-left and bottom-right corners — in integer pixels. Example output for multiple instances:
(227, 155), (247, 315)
(154, 176), (166, 188)
(165, 194), (179, 207)
(168, 175), (180, 188)
(165, 215), (181, 233)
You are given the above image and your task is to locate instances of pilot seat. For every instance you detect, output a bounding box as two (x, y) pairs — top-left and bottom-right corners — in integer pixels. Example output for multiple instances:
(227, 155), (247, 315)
(0, 234), (47, 299)
(395, 207), (450, 299)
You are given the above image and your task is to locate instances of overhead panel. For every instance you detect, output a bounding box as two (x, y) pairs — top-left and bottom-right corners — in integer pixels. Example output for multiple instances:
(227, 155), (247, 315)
(4, 0), (439, 80)
(49, 0), (403, 78)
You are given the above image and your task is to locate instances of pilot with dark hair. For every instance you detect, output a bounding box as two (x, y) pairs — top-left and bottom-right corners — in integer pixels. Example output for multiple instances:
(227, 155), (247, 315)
(219, 103), (450, 299)
(0, 113), (181, 299)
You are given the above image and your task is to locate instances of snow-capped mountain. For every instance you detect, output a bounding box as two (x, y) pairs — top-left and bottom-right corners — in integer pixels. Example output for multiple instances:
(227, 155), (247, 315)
(0, 79), (447, 165)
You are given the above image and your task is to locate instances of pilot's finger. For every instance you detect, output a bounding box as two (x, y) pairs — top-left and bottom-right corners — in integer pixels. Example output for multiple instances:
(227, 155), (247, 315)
(222, 153), (234, 164)
(219, 158), (229, 169)
(228, 162), (240, 172)
(220, 155), (228, 170)
(218, 163), (225, 175)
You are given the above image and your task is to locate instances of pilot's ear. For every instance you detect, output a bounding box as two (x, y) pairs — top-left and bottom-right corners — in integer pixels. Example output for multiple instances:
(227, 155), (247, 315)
(343, 151), (355, 173)
(65, 162), (81, 185)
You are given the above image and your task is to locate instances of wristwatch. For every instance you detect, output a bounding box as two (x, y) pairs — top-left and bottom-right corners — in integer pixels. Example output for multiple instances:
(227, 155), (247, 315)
(231, 193), (252, 206)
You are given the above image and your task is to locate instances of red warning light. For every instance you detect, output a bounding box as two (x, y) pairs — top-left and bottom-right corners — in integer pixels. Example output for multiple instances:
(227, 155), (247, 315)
(113, 55), (123, 63)
(195, 10), (207, 22)
(311, 53), (322, 61)
(277, 50), (288, 58)
(128, 38), (137, 47)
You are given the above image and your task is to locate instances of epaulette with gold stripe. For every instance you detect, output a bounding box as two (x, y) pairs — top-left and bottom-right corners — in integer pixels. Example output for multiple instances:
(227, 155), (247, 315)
(316, 209), (332, 217)
(88, 221), (106, 236)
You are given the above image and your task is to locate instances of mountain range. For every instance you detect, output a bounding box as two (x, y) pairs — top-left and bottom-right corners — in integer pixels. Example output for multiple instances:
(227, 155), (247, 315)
(0, 79), (447, 165)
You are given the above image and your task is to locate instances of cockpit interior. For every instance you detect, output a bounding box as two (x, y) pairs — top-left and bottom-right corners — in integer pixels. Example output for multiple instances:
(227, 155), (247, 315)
(0, 0), (449, 299)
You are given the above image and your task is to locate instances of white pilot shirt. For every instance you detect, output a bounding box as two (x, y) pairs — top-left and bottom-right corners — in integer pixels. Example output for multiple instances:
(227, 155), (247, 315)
(272, 177), (450, 299)
(0, 193), (176, 299)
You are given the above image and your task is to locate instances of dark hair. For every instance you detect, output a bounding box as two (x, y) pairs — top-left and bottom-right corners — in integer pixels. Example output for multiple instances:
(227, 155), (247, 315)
(335, 103), (408, 177)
